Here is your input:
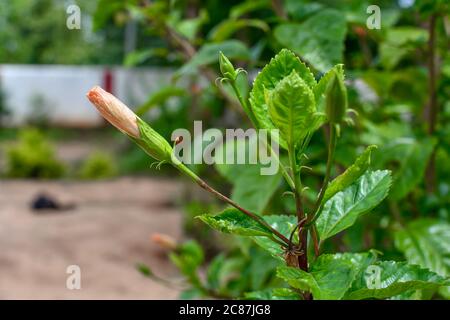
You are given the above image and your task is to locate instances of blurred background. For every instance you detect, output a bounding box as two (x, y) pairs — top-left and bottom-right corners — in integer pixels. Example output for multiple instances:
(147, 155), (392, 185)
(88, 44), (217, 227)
(0, 0), (448, 299)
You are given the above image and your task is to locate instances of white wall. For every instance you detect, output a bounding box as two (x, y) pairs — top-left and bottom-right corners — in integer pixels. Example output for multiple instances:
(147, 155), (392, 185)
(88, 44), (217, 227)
(0, 65), (174, 127)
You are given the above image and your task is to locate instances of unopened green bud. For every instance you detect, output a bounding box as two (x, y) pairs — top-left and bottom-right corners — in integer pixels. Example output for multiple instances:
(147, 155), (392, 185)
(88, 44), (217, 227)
(219, 52), (237, 81)
(325, 70), (347, 124)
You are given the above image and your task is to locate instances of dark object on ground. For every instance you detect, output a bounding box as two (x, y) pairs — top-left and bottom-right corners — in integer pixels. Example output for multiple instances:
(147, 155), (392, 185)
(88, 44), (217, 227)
(31, 193), (75, 211)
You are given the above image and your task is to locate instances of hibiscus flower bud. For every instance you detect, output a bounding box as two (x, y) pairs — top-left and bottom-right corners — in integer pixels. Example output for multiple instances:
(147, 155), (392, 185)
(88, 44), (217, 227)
(325, 70), (347, 124)
(87, 86), (140, 138)
(219, 51), (237, 81)
(87, 86), (173, 162)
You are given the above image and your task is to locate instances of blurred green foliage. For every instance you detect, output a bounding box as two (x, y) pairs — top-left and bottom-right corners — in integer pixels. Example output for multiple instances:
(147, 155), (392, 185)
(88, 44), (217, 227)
(5, 128), (65, 178)
(78, 151), (117, 180)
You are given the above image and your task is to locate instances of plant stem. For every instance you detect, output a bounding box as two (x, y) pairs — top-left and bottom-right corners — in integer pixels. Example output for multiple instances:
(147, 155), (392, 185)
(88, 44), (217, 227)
(310, 123), (337, 222)
(288, 143), (308, 272)
(176, 163), (291, 245)
(425, 13), (438, 193)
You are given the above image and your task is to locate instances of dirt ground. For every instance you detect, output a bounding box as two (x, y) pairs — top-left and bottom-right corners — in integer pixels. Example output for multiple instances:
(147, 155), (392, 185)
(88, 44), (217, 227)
(0, 177), (184, 299)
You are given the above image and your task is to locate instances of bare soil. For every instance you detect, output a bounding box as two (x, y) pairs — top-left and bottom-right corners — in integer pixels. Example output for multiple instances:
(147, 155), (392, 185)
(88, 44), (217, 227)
(0, 177), (183, 299)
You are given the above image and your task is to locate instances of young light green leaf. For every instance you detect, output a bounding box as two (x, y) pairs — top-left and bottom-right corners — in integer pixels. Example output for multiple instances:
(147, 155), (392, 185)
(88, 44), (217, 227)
(277, 252), (375, 300)
(197, 208), (273, 237)
(345, 261), (449, 300)
(395, 219), (450, 298)
(316, 170), (392, 241)
(274, 9), (347, 72)
(249, 49), (316, 134)
(266, 71), (316, 147)
(323, 145), (377, 204)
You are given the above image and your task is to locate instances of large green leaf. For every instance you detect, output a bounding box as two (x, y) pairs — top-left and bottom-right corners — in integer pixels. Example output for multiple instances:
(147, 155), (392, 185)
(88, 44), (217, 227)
(267, 71), (316, 147)
(249, 49), (316, 134)
(316, 170), (392, 241)
(253, 215), (297, 259)
(323, 145), (377, 204)
(214, 134), (282, 213)
(197, 208), (272, 237)
(395, 219), (450, 298)
(274, 9), (347, 72)
(177, 40), (250, 76)
(374, 138), (436, 200)
(277, 252), (374, 300)
(345, 261), (449, 300)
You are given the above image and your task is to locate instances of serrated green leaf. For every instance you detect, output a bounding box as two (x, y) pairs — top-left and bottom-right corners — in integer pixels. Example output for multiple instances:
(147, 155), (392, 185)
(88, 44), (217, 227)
(277, 252), (374, 300)
(323, 145), (377, 204)
(198, 208), (273, 237)
(249, 49), (316, 139)
(345, 261), (449, 300)
(274, 9), (347, 72)
(267, 71), (316, 147)
(317, 170), (392, 241)
(395, 219), (450, 298)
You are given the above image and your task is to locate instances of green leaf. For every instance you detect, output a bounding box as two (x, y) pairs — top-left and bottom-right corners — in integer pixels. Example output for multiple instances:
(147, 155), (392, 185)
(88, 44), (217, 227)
(249, 49), (316, 135)
(253, 215), (297, 259)
(314, 64), (345, 113)
(274, 9), (347, 72)
(266, 71), (316, 147)
(395, 219), (450, 298)
(245, 288), (301, 300)
(214, 134), (282, 213)
(230, 0), (270, 19)
(277, 252), (374, 300)
(169, 240), (204, 286)
(374, 138), (436, 200)
(209, 19), (269, 42)
(345, 261), (449, 300)
(316, 170), (392, 241)
(123, 48), (168, 67)
(198, 208), (273, 237)
(177, 40), (250, 77)
(323, 145), (377, 204)
(136, 86), (187, 116)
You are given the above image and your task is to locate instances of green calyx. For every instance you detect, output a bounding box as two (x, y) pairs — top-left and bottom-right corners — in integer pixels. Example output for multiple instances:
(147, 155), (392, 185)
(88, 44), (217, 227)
(131, 117), (174, 162)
